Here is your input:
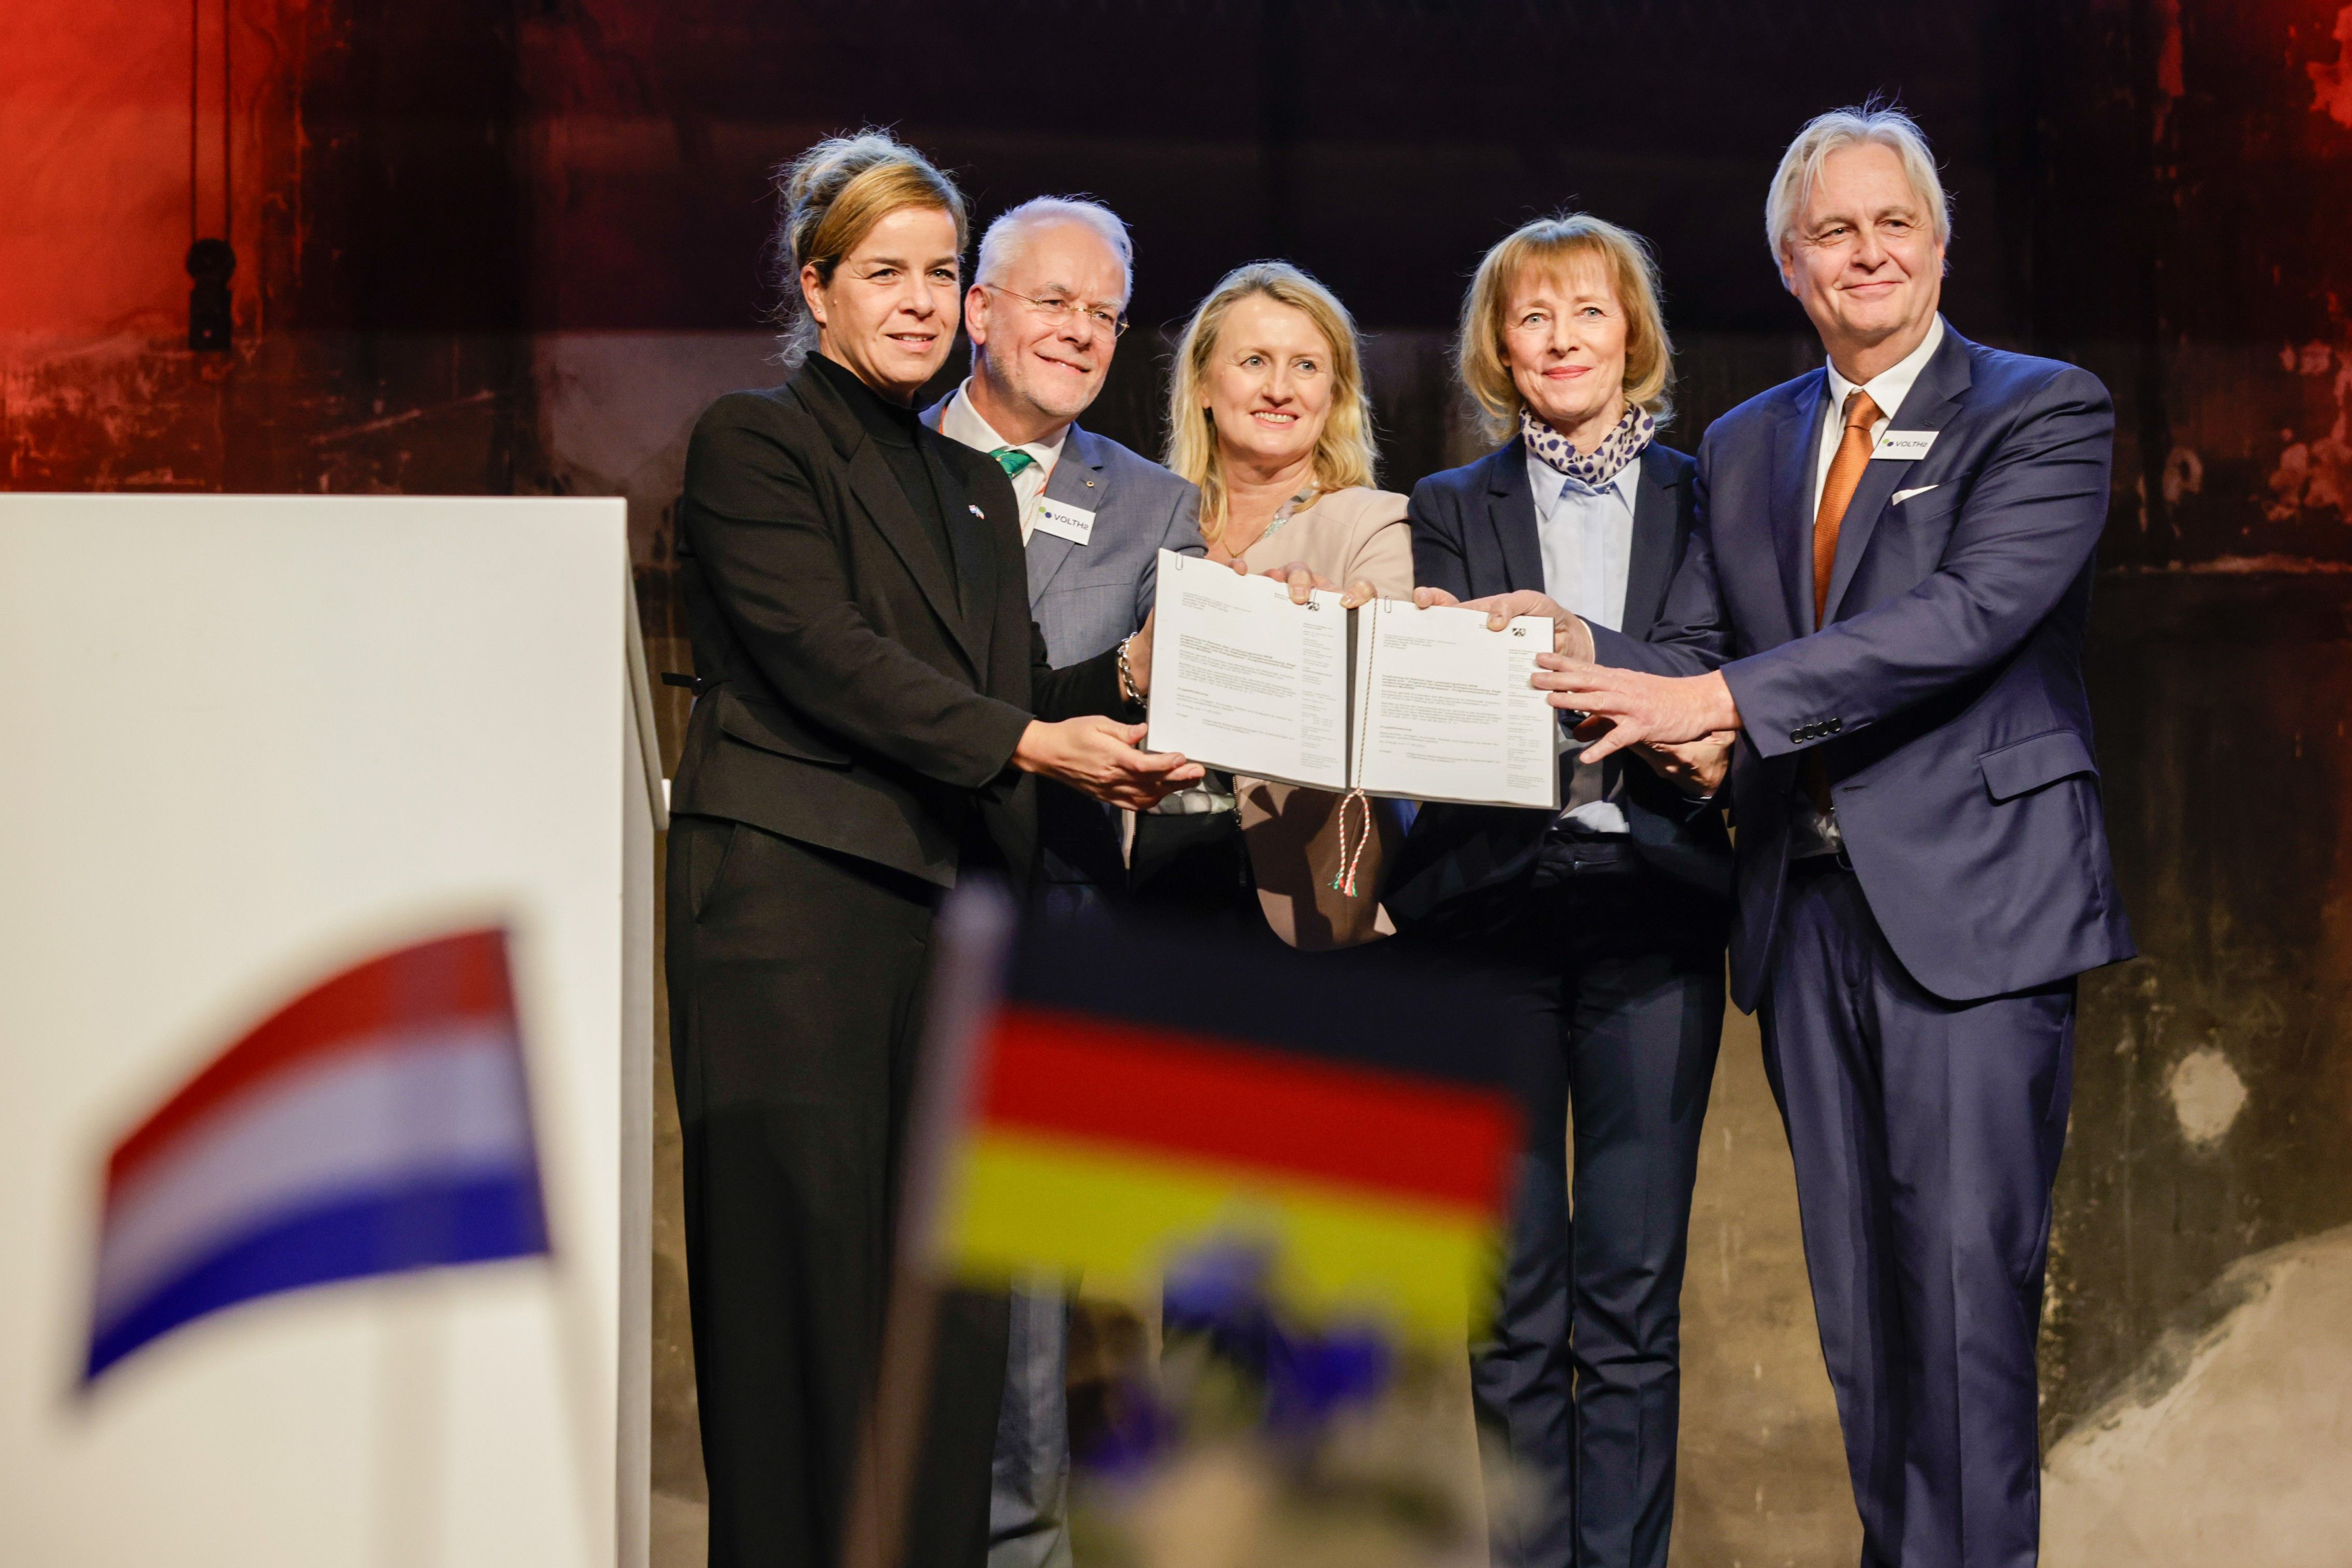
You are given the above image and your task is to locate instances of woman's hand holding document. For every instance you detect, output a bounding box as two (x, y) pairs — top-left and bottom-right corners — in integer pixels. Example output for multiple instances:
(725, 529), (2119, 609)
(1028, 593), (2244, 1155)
(1144, 549), (1559, 810)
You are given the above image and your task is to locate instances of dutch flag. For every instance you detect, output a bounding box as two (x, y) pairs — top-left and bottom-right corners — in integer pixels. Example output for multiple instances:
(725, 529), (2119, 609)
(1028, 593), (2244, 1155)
(85, 927), (550, 1383)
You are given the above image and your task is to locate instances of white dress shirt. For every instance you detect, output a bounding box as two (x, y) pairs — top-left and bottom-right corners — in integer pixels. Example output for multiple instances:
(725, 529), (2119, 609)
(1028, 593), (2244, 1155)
(1811, 313), (1944, 523)
(1528, 452), (1641, 835)
(938, 381), (1066, 542)
(1792, 313), (1946, 858)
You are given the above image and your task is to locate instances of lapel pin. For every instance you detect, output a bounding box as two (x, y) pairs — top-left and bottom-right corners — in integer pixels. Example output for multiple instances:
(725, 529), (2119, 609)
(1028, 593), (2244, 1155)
(968, 504), (986, 518)
(1085, 478), (1096, 488)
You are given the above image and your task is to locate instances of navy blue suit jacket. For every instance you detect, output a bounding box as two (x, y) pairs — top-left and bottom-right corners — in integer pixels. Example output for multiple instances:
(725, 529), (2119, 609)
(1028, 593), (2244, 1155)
(1385, 438), (1734, 934)
(1589, 322), (2136, 1009)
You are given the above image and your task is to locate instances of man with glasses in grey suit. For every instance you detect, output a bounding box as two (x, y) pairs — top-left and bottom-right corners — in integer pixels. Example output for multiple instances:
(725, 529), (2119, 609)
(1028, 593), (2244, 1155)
(924, 195), (1204, 1568)
(928, 196), (1205, 917)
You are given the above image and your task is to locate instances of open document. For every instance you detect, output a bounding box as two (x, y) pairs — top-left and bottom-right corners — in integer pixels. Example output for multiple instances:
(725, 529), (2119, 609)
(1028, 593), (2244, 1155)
(1145, 549), (1559, 810)
(1145, 549), (1352, 789)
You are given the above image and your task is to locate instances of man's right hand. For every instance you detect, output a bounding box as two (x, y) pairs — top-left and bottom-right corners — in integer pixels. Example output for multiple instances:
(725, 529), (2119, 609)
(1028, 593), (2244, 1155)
(1412, 586), (1595, 661)
(1625, 730), (1737, 797)
(1014, 717), (1204, 810)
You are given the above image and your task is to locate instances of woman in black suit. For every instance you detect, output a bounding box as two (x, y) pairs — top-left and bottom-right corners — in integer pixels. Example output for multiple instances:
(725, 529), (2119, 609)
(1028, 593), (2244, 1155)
(665, 132), (1198, 1568)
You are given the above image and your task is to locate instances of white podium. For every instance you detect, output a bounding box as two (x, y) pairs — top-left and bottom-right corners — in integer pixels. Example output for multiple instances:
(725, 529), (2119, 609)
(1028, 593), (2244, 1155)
(0, 494), (661, 1567)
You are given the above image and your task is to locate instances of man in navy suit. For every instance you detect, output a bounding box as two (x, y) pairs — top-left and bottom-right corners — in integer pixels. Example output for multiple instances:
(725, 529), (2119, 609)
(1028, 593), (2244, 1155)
(1486, 108), (2135, 1566)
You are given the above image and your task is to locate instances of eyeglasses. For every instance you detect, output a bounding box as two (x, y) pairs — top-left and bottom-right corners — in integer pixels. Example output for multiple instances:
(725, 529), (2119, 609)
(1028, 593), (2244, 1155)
(983, 284), (1129, 338)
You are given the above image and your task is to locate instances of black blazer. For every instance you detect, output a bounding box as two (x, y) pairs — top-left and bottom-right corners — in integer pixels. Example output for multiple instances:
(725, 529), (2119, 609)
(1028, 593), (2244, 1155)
(1384, 438), (1734, 932)
(668, 359), (1132, 890)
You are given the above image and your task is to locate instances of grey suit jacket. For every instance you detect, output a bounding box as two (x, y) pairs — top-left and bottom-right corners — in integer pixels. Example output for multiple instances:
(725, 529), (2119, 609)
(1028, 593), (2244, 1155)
(922, 397), (1207, 885)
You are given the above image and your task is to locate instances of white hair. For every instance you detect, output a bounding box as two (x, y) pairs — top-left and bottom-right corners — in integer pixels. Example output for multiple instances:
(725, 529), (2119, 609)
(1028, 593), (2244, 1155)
(1765, 103), (1951, 261)
(975, 196), (1134, 301)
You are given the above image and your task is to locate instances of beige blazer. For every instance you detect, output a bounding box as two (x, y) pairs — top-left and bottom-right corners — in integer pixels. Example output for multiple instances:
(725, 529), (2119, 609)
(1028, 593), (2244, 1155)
(1231, 486), (1414, 950)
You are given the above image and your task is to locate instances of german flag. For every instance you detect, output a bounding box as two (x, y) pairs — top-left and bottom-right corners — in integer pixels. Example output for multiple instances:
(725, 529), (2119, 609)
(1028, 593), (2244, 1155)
(923, 896), (1524, 1342)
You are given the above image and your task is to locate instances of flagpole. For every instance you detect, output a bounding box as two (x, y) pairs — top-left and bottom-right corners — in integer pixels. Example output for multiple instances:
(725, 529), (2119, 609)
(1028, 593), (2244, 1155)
(375, 1287), (446, 1568)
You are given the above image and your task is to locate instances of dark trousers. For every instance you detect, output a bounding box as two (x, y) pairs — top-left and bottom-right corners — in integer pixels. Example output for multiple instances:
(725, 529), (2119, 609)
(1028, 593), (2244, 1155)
(1414, 856), (1725, 1568)
(667, 815), (1008, 1568)
(1762, 864), (2074, 1568)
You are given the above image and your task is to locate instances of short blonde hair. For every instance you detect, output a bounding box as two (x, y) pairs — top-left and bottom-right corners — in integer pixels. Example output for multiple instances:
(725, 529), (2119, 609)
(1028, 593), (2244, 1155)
(1166, 262), (1380, 545)
(1455, 214), (1675, 446)
(771, 131), (969, 366)
(1765, 103), (1951, 262)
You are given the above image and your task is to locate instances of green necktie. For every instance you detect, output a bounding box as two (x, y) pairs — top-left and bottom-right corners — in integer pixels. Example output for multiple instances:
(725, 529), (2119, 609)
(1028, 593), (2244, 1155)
(991, 447), (1037, 478)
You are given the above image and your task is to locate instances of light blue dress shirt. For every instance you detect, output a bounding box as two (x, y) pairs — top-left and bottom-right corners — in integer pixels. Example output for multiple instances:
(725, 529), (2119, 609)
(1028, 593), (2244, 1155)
(1528, 453), (1640, 834)
(1528, 454), (1639, 631)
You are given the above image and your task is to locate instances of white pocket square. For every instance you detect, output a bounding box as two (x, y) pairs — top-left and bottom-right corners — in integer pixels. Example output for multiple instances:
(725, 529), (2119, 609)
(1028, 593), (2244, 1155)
(1892, 484), (1940, 505)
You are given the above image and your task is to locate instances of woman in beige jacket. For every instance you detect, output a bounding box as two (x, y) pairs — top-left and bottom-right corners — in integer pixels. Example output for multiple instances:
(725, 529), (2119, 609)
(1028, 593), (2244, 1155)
(1136, 260), (1412, 947)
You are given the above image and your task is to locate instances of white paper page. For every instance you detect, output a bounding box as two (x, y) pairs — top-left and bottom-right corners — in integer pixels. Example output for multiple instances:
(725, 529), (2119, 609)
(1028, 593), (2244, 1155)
(1145, 550), (1351, 790)
(1345, 599), (1560, 808)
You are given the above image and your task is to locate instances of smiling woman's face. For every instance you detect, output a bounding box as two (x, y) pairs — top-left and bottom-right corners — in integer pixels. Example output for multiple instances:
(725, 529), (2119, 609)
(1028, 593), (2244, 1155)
(1202, 293), (1335, 475)
(803, 204), (962, 400)
(1502, 253), (1629, 450)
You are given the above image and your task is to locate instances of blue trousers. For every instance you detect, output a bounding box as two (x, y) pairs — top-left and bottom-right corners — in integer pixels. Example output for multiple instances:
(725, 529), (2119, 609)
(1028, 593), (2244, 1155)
(1762, 865), (2074, 1568)
(1441, 866), (1725, 1568)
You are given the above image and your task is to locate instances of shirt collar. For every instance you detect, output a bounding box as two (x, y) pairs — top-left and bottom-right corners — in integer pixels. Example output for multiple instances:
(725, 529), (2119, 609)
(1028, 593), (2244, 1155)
(941, 380), (1067, 470)
(1526, 447), (1641, 515)
(1825, 313), (1945, 427)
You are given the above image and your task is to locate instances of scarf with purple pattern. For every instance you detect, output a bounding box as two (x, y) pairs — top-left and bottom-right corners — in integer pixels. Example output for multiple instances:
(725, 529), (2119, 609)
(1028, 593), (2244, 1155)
(1520, 403), (1655, 487)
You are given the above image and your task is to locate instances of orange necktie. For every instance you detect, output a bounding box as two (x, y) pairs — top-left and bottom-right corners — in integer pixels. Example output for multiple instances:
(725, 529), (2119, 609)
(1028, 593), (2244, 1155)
(1813, 389), (1882, 625)
(1804, 388), (1880, 817)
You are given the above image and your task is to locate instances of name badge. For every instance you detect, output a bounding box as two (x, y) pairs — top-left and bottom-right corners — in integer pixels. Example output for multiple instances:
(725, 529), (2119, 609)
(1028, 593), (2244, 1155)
(1874, 429), (1938, 461)
(1033, 497), (1096, 546)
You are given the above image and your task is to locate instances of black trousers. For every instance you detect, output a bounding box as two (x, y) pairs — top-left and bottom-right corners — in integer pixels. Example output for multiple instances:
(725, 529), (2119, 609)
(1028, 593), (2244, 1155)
(667, 815), (1008, 1568)
(1407, 850), (1725, 1568)
(1763, 864), (2073, 1568)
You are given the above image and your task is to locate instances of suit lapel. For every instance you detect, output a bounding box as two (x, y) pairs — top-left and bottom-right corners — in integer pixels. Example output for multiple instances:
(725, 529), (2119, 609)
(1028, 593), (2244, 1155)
(1619, 446), (1683, 638)
(1483, 438), (1545, 597)
(926, 435), (1001, 671)
(1771, 372), (1828, 636)
(1822, 325), (1974, 623)
(798, 367), (984, 674)
(844, 438), (984, 673)
(1028, 424), (1106, 607)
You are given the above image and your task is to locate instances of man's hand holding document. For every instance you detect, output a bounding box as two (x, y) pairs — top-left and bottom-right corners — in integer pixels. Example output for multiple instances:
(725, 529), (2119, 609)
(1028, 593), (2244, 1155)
(1144, 549), (1559, 810)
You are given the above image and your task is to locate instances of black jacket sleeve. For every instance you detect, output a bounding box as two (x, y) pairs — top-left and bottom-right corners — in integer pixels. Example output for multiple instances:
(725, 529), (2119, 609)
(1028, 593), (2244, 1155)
(1031, 628), (1141, 726)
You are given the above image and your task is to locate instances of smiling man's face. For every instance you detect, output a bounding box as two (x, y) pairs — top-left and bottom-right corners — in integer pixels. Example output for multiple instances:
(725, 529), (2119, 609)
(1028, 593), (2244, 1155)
(1779, 141), (1945, 375)
(967, 220), (1127, 439)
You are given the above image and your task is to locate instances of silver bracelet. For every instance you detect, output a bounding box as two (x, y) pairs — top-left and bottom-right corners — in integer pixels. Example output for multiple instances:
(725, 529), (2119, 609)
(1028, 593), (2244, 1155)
(1116, 636), (1141, 705)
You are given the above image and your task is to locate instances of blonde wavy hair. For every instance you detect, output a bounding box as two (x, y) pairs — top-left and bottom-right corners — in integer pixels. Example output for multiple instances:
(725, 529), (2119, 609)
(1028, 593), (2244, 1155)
(1456, 214), (1674, 445)
(769, 131), (969, 367)
(1166, 262), (1380, 545)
